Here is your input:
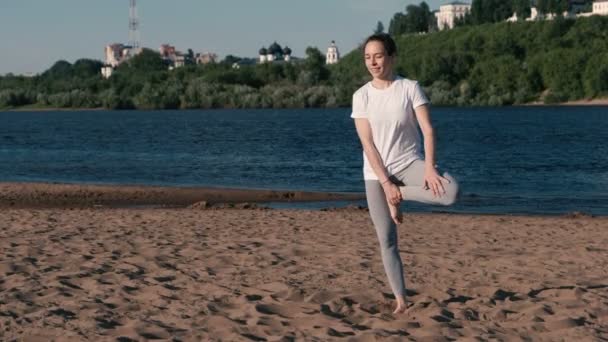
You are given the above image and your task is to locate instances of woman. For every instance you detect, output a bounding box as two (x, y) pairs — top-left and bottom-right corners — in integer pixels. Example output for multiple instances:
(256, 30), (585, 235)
(351, 33), (459, 314)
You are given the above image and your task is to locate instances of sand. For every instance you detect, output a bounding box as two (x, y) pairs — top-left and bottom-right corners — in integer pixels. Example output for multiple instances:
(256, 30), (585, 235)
(560, 98), (608, 106)
(0, 182), (365, 209)
(1, 203), (607, 341)
(524, 97), (608, 106)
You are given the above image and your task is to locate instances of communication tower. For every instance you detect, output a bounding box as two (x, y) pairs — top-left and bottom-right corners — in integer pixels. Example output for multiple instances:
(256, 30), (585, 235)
(129, 0), (140, 49)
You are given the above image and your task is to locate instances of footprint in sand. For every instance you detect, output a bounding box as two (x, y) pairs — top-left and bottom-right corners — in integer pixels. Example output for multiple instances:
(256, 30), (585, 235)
(245, 294), (263, 301)
(48, 308), (77, 320)
(254, 303), (297, 318)
(327, 327), (355, 337)
(153, 275), (176, 282)
(134, 326), (170, 340)
(121, 285), (139, 294)
(95, 316), (123, 329)
(304, 289), (340, 304)
(116, 337), (137, 342)
(544, 316), (587, 330)
(320, 304), (346, 319)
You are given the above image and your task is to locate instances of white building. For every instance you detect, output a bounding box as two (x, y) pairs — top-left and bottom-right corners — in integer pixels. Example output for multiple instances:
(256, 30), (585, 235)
(102, 43), (139, 78)
(481, 3), (581, 23)
(104, 43), (134, 67)
(593, 0), (608, 15)
(173, 55), (186, 69)
(101, 66), (114, 79)
(435, 2), (471, 30)
(516, 1), (608, 21)
(283, 47), (292, 62)
(506, 12), (519, 22)
(326, 41), (340, 65)
(526, 7), (540, 21)
(196, 52), (218, 65)
(507, 7), (544, 22)
(258, 48), (268, 63)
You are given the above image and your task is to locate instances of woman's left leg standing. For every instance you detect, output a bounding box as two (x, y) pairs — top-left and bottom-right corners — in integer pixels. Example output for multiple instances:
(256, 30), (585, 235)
(365, 180), (406, 298)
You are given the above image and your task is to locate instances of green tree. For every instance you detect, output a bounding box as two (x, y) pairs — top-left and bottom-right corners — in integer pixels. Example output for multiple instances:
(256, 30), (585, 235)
(582, 54), (608, 97)
(223, 55), (242, 66)
(122, 48), (167, 72)
(389, 13), (407, 35)
(469, 0), (513, 24)
(302, 47), (329, 85)
(512, 0), (531, 20)
(72, 59), (104, 78)
(537, 0), (549, 14)
(389, 2), (433, 35)
(375, 21), (385, 34)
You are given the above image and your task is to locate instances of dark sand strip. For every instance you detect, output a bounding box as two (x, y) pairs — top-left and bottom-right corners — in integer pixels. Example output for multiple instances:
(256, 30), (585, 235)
(0, 182), (365, 208)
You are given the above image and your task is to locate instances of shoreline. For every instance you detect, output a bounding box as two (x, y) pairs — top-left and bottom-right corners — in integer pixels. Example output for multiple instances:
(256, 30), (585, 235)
(523, 97), (608, 106)
(3, 98), (608, 112)
(0, 181), (365, 209)
(0, 182), (602, 218)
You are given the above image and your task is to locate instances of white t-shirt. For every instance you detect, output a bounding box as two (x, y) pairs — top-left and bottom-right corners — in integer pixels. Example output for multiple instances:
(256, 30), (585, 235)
(351, 76), (430, 180)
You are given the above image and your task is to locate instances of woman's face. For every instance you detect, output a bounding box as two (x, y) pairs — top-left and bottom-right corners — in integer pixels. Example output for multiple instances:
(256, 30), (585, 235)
(364, 41), (394, 79)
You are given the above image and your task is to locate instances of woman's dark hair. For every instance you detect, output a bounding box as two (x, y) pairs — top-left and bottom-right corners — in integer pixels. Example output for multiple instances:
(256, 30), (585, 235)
(363, 33), (397, 56)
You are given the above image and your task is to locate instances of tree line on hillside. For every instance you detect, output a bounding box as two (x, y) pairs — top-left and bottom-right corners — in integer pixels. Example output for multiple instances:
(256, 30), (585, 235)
(389, 0), (594, 35)
(1, 15), (607, 109)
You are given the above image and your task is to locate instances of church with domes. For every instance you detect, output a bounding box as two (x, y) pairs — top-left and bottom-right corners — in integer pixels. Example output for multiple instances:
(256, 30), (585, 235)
(258, 42), (292, 63)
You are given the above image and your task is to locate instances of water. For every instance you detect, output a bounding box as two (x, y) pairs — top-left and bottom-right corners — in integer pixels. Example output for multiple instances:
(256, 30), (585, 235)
(1, 107), (607, 215)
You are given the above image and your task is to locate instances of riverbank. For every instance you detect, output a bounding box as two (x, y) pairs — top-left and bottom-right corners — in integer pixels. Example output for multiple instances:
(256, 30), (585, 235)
(0, 182), (365, 209)
(0, 207), (606, 340)
(1, 105), (105, 111)
(524, 97), (608, 106)
(3, 97), (608, 112)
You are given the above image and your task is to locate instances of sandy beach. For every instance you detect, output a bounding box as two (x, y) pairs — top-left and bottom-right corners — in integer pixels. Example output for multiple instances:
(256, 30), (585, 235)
(0, 182), (365, 209)
(524, 97), (608, 106)
(0, 184), (607, 341)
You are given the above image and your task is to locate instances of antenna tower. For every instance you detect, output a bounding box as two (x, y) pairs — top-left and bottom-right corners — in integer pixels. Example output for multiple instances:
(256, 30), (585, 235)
(129, 0), (140, 49)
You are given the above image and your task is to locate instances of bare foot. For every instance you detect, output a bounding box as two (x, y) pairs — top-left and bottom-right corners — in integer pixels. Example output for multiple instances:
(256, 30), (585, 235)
(388, 201), (403, 225)
(393, 297), (407, 314)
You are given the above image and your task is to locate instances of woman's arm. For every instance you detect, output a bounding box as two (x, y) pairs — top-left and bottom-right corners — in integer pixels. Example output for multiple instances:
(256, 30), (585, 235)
(414, 104), (450, 197)
(353, 118), (402, 205)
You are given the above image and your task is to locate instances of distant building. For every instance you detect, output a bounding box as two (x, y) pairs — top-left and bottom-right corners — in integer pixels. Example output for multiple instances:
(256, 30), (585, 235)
(509, 1), (606, 21)
(259, 48), (268, 63)
(160, 44), (186, 69)
(258, 42), (292, 63)
(159, 44), (177, 60)
(506, 12), (519, 22)
(505, 8), (553, 22)
(160, 44), (183, 69)
(283, 47), (292, 62)
(326, 41), (340, 65)
(101, 66), (114, 79)
(593, 0), (608, 15)
(102, 43), (140, 79)
(196, 52), (218, 65)
(527, 7), (540, 20)
(173, 55), (186, 69)
(104, 43), (135, 67)
(161, 45), (218, 68)
(435, 2), (471, 30)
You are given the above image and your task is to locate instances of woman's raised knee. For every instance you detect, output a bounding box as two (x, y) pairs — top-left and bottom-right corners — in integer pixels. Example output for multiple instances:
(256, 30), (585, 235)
(439, 173), (459, 206)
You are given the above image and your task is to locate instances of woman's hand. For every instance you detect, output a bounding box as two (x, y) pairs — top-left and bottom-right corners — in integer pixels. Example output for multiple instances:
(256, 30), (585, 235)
(382, 181), (402, 205)
(424, 166), (451, 197)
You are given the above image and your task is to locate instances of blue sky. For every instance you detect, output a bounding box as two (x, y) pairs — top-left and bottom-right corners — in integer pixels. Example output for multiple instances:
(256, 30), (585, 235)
(0, 0), (443, 75)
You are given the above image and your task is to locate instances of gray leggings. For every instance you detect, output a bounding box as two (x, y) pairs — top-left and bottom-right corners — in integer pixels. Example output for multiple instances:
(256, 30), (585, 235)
(364, 159), (459, 297)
